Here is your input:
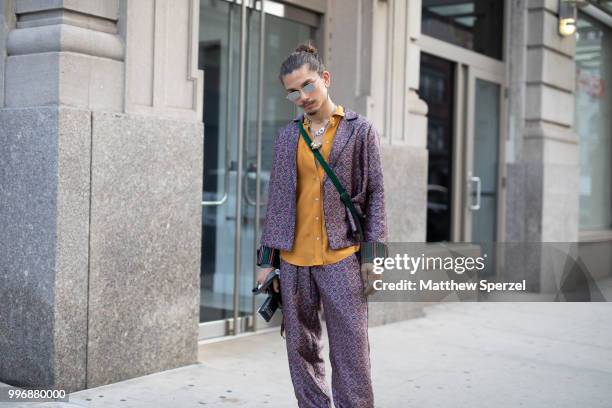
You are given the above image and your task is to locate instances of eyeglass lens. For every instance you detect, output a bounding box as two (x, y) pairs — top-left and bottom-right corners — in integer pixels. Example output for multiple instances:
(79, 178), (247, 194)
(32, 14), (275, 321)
(286, 81), (317, 102)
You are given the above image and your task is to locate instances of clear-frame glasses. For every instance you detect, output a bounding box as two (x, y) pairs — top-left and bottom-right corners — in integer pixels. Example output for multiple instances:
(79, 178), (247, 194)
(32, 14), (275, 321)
(286, 77), (319, 102)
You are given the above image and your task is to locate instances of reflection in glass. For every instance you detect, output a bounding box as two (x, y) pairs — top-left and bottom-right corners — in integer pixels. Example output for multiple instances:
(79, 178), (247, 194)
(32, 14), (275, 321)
(421, 0), (504, 60)
(471, 79), (500, 243)
(575, 12), (612, 231)
(419, 53), (454, 242)
(199, 0), (241, 323)
(242, 11), (315, 323)
(198, 0), (316, 324)
(590, 0), (612, 13)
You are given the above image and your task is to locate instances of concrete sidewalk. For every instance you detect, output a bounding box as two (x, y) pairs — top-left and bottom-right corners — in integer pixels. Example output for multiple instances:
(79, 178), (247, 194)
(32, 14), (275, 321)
(2, 301), (611, 408)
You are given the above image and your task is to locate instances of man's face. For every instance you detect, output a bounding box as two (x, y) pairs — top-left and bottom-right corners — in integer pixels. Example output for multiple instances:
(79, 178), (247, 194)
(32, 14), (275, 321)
(281, 65), (330, 115)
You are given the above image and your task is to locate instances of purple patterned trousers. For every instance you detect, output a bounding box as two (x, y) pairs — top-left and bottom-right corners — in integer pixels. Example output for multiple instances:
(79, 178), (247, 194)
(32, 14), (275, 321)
(279, 252), (374, 408)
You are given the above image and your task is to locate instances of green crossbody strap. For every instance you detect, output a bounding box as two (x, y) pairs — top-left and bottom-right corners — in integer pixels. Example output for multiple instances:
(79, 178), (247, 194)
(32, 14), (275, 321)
(297, 121), (365, 241)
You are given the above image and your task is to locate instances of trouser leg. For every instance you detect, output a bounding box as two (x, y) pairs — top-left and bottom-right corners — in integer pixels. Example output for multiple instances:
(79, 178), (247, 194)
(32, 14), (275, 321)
(280, 259), (332, 408)
(315, 253), (374, 408)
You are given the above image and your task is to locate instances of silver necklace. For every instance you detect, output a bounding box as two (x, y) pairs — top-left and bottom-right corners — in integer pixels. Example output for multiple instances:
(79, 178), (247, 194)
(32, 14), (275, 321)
(307, 104), (336, 149)
(309, 120), (329, 151)
(313, 120), (329, 138)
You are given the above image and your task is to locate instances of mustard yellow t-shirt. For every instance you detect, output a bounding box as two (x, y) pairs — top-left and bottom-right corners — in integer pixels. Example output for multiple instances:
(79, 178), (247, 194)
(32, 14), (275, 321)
(280, 105), (360, 266)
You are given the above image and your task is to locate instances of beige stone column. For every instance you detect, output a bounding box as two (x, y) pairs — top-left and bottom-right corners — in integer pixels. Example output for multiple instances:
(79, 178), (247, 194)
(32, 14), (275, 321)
(506, 0), (580, 243)
(325, 0), (429, 324)
(0, 0), (203, 392)
(326, 0), (428, 243)
(505, 0), (581, 292)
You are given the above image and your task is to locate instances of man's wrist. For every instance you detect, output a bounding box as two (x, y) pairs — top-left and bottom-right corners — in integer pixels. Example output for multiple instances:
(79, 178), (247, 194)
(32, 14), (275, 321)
(257, 264), (275, 269)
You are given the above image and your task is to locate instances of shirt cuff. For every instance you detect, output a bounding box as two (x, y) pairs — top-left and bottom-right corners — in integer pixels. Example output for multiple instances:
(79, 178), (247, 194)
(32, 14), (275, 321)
(360, 241), (389, 264)
(256, 245), (280, 269)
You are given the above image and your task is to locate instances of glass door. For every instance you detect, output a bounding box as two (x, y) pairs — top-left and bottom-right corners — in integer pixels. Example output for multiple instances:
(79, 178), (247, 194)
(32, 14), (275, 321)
(198, 0), (318, 339)
(463, 67), (504, 242)
(463, 67), (505, 273)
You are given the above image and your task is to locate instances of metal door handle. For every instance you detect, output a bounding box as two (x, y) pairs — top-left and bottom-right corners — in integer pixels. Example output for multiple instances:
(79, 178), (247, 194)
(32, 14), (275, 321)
(470, 176), (481, 210)
(243, 162), (268, 206)
(202, 159), (235, 206)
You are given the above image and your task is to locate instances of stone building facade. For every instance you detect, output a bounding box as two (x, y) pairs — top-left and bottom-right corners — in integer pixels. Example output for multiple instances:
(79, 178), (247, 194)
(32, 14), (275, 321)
(0, 0), (610, 392)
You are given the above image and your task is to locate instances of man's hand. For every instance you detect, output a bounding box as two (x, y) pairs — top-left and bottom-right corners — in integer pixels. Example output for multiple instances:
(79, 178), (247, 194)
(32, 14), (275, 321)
(360, 262), (378, 296)
(256, 266), (279, 293)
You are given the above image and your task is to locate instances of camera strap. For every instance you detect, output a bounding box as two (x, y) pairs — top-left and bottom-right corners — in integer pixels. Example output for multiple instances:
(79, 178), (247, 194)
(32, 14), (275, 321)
(297, 121), (365, 241)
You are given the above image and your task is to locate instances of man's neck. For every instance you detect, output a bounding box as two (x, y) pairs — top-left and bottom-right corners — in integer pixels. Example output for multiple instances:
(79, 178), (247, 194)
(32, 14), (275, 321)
(306, 99), (336, 124)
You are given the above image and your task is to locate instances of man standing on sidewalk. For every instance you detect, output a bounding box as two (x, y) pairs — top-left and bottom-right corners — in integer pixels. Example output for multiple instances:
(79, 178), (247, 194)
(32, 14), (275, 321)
(255, 42), (388, 408)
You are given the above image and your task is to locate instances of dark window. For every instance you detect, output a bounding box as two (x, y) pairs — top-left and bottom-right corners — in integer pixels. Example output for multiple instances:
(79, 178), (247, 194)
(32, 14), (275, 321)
(419, 53), (455, 242)
(422, 0), (504, 60)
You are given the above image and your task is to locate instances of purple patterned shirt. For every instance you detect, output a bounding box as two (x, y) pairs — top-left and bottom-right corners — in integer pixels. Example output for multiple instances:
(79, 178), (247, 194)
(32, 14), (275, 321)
(257, 107), (388, 268)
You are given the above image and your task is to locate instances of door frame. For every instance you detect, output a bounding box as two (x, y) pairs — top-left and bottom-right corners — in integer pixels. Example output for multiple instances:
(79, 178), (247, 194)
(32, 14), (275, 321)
(419, 25), (507, 243)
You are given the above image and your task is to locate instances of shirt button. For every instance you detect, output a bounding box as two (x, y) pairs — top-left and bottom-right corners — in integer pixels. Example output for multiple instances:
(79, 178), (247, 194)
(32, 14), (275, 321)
(315, 217), (319, 220)
(315, 197), (319, 201)
(316, 237), (320, 240)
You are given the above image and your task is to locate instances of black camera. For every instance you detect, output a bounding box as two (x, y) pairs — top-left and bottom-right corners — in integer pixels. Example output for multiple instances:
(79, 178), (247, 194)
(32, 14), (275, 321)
(252, 270), (282, 322)
(258, 292), (281, 322)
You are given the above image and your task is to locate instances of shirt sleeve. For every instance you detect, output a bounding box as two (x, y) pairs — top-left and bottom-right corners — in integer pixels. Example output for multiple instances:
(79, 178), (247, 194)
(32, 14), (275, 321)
(361, 123), (389, 263)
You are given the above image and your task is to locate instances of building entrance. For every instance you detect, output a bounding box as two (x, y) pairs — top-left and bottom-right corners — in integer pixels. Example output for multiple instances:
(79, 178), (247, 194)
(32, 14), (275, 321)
(198, 0), (319, 339)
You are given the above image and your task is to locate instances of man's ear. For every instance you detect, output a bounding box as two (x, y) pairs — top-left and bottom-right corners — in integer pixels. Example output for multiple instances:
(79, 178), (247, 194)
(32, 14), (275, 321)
(322, 71), (331, 86)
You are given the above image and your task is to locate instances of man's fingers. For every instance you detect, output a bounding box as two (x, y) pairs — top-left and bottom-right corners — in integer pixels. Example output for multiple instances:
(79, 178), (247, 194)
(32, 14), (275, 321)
(273, 279), (280, 293)
(360, 263), (380, 296)
(361, 270), (369, 291)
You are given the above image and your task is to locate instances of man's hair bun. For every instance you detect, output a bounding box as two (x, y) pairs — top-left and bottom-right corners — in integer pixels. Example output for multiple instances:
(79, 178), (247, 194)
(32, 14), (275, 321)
(279, 41), (325, 81)
(295, 43), (318, 55)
